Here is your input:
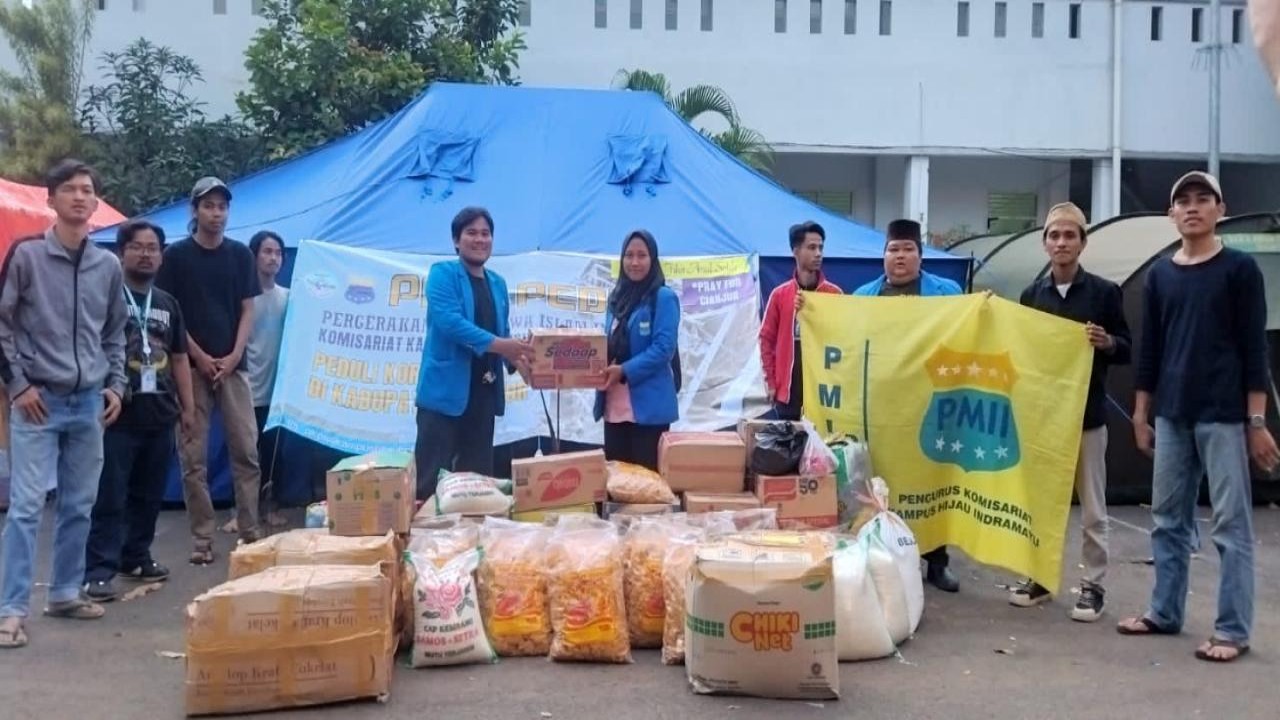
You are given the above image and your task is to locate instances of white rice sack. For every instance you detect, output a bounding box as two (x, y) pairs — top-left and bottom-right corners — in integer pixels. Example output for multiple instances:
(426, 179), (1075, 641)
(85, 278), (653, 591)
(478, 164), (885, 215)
(857, 513), (924, 643)
(874, 512), (924, 635)
(408, 547), (497, 667)
(833, 537), (895, 661)
(435, 472), (513, 516)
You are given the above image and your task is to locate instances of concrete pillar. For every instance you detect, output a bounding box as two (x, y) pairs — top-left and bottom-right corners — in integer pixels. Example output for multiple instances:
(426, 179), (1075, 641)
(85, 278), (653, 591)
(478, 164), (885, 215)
(1091, 158), (1115, 222)
(903, 155), (931, 237)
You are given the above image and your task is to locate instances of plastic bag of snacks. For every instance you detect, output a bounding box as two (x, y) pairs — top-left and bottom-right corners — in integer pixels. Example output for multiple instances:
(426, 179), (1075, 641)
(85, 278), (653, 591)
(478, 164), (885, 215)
(406, 548), (497, 667)
(660, 530), (705, 665)
(477, 518), (553, 657)
(606, 462), (677, 505)
(623, 518), (699, 649)
(406, 517), (481, 560)
(798, 419), (839, 476)
(304, 501), (328, 529)
(679, 508), (779, 535)
(434, 472), (513, 516)
(829, 436), (874, 531)
(546, 517), (632, 663)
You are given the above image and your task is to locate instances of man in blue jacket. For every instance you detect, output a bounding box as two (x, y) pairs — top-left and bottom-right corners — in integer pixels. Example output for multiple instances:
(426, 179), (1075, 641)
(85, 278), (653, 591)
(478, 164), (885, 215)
(414, 207), (532, 500)
(855, 219), (964, 593)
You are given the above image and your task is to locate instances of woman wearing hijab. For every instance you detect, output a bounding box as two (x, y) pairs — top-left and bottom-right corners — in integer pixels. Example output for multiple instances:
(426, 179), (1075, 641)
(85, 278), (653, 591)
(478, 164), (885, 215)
(593, 230), (681, 471)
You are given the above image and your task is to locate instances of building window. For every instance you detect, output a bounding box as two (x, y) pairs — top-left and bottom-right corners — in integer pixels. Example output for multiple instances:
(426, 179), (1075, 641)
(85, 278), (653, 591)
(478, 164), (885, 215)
(251, 0), (266, 14)
(132, 0), (144, 10)
(811, 0), (822, 33)
(1150, 6), (1162, 41)
(799, 191), (854, 218)
(701, 0), (712, 30)
(994, 1), (1006, 38)
(987, 193), (1038, 233)
(595, 0), (607, 28)
(1031, 2), (1044, 38)
(879, 0), (891, 35)
(666, 0), (677, 30)
(844, 0), (856, 34)
(631, 0), (643, 29)
(1232, 8), (1244, 44)
(1191, 7), (1203, 42)
(96, 0), (106, 9)
(775, 0), (787, 32)
(1068, 3), (1081, 39)
(213, 0), (226, 15)
(956, 1), (969, 37)
(518, 0), (531, 27)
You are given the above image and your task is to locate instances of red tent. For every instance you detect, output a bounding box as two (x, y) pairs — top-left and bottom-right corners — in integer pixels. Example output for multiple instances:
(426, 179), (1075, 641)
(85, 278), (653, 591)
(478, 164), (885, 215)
(0, 178), (127, 256)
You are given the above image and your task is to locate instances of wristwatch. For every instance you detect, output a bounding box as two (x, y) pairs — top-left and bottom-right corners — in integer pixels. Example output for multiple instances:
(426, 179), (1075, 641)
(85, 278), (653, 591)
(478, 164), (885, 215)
(1248, 414), (1267, 429)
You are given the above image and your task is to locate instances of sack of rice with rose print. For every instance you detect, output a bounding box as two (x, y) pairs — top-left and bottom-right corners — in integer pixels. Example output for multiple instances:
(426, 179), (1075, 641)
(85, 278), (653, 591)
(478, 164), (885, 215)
(406, 548), (497, 667)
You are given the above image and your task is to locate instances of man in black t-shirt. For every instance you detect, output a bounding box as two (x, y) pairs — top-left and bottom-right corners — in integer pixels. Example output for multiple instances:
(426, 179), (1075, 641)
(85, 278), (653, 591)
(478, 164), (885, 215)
(84, 221), (195, 600)
(155, 177), (262, 564)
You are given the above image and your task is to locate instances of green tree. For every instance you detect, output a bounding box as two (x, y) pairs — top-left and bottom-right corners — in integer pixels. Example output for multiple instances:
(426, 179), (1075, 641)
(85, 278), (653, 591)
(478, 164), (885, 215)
(0, 0), (94, 181)
(80, 39), (264, 215)
(238, 0), (525, 159)
(611, 69), (773, 173)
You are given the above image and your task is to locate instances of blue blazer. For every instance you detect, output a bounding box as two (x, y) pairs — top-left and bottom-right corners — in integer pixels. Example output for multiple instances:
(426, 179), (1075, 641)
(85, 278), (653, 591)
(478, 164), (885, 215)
(415, 260), (512, 417)
(852, 270), (963, 297)
(593, 285), (680, 426)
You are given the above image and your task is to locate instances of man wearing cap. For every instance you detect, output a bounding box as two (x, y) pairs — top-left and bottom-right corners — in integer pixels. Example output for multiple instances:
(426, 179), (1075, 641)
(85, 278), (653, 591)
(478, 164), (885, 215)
(1117, 172), (1278, 663)
(1013, 202), (1130, 621)
(760, 221), (842, 421)
(155, 177), (262, 565)
(854, 219), (965, 592)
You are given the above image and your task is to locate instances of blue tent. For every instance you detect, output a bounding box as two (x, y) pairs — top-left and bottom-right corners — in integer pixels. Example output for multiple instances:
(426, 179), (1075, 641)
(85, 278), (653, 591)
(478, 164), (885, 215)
(94, 83), (970, 504)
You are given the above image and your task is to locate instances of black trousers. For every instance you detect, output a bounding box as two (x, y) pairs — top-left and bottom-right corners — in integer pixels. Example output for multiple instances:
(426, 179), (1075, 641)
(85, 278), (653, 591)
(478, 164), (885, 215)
(84, 424), (174, 582)
(923, 546), (949, 567)
(414, 386), (496, 500)
(603, 422), (670, 472)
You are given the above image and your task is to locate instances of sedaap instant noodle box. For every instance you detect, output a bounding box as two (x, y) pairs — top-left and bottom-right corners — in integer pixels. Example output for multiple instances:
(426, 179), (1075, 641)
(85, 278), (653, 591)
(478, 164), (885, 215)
(686, 532), (839, 700)
(511, 449), (608, 512)
(184, 565), (395, 716)
(528, 328), (608, 390)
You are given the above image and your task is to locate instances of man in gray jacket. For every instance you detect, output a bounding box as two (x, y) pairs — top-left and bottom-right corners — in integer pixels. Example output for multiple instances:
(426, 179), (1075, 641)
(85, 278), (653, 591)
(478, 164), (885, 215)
(0, 160), (127, 650)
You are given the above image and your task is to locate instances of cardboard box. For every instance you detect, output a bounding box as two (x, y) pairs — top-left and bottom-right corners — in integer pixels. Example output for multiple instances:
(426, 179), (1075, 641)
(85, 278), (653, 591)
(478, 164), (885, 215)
(185, 565), (395, 716)
(511, 450), (607, 511)
(529, 328), (607, 390)
(325, 451), (416, 536)
(415, 496), (510, 525)
(511, 503), (598, 524)
(751, 474), (838, 530)
(603, 502), (681, 517)
(683, 492), (762, 514)
(735, 418), (775, 461)
(659, 432), (747, 494)
(227, 530), (399, 581)
(686, 532), (839, 700)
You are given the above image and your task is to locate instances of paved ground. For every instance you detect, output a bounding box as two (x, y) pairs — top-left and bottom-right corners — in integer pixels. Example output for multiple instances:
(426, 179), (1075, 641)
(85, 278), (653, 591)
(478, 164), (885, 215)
(2, 504), (1278, 720)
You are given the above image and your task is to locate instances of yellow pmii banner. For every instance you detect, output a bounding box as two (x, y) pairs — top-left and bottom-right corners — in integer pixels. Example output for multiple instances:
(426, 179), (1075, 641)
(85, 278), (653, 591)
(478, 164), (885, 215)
(800, 293), (1093, 593)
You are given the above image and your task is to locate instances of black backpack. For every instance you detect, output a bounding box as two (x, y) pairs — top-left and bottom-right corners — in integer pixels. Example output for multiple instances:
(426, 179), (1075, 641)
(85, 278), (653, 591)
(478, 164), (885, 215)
(650, 291), (683, 392)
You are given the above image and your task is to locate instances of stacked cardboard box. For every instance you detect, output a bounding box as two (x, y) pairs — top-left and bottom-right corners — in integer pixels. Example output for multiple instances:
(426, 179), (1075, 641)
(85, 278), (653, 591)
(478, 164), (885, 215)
(185, 565), (395, 716)
(735, 420), (839, 530)
(325, 451), (416, 536)
(658, 431), (753, 514)
(510, 449), (607, 520)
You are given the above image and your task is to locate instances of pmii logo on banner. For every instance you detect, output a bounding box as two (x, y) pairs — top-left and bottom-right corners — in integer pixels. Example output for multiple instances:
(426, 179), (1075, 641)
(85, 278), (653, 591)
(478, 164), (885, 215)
(919, 347), (1021, 473)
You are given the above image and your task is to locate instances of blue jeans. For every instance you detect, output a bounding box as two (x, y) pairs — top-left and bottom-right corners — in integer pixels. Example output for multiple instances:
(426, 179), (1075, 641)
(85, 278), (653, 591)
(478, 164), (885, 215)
(0, 389), (104, 618)
(1148, 419), (1254, 643)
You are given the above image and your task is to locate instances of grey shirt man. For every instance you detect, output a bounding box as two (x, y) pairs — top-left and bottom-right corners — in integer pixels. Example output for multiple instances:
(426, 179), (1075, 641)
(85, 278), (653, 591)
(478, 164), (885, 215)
(246, 284), (288, 408)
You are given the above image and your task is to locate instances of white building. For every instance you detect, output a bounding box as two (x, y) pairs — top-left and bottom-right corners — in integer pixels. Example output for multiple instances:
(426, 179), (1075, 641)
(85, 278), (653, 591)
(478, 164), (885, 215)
(5, 0), (1279, 238)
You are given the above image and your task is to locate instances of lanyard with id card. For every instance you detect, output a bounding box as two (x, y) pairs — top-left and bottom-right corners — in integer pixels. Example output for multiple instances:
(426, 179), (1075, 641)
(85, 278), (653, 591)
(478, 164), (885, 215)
(124, 288), (158, 394)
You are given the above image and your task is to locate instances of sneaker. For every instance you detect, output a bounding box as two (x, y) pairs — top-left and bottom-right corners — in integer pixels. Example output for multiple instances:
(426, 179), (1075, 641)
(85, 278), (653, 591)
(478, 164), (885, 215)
(925, 562), (960, 593)
(119, 561), (170, 583)
(1009, 579), (1052, 607)
(83, 580), (119, 603)
(1071, 583), (1106, 623)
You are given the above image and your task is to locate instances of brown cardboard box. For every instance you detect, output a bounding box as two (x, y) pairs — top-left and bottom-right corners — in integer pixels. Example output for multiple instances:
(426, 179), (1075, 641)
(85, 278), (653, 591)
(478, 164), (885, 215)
(751, 474), (838, 530)
(227, 530), (399, 581)
(603, 501), (680, 517)
(735, 418), (776, 461)
(528, 328), (607, 390)
(686, 532), (839, 699)
(511, 450), (607, 511)
(325, 451), (415, 536)
(185, 565), (395, 716)
(511, 503), (597, 523)
(683, 492), (762, 514)
(659, 432), (747, 494)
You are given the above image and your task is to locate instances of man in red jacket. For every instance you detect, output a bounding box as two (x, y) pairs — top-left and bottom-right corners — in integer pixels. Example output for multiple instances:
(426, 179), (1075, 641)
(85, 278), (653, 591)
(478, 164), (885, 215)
(759, 221), (842, 420)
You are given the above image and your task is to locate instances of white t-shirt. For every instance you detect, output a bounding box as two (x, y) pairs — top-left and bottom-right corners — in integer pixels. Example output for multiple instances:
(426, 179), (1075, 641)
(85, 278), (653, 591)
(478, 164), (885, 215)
(1056, 283), (1071, 299)
(247, 284), (289, 408)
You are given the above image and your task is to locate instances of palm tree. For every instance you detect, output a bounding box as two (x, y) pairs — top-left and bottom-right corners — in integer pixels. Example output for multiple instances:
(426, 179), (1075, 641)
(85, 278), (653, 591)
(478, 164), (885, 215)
(612, 69), (773, 173)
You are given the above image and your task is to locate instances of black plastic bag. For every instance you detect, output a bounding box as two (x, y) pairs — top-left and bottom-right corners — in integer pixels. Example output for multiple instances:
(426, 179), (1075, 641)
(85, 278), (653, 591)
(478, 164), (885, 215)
(750, 422), (808, 476)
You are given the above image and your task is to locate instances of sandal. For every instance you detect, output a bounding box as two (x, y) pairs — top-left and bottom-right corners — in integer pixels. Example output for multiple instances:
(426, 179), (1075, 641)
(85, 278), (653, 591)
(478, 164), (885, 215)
(1195, 637), (1250, 663)
(0, 620), (27, 649)
(189, 545), (215, 566)
(1116, 616), (1178, 636)
(44, 595), (106, 620)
